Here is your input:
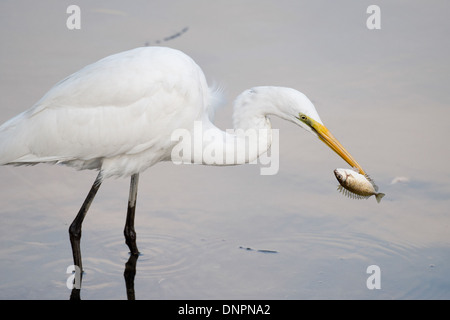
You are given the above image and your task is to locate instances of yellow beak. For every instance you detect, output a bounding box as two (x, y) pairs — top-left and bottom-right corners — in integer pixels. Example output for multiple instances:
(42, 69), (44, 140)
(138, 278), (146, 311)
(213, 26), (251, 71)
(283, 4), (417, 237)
(310, 119), (366, 176)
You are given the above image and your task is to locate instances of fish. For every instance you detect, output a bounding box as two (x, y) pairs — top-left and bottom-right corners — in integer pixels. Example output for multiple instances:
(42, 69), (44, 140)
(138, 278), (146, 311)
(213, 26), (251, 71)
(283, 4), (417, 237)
(334, 168), (385, 203)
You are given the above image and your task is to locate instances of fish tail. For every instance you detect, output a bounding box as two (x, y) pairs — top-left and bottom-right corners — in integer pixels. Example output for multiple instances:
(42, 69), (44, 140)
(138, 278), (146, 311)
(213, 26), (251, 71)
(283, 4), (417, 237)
(375, 193), (385, 203)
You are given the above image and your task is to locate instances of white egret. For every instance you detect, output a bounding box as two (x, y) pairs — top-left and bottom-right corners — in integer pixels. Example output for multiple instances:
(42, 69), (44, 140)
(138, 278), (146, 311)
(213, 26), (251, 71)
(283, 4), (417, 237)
(0, 46), (366, 276)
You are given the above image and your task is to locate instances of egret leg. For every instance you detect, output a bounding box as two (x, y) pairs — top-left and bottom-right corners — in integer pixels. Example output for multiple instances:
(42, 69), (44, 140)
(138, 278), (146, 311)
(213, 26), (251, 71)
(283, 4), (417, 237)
(124, 173), (140, 255)
(69, 172), (103, 274)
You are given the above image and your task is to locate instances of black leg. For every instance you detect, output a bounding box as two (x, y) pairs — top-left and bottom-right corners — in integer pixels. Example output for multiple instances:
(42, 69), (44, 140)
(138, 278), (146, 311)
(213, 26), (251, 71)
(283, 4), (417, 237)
(124, 173), (140, 255)
(68, 172), (103, 299)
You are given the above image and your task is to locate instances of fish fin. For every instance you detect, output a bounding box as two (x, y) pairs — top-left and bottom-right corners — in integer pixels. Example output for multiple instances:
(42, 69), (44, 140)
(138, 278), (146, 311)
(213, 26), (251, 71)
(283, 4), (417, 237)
(363, 173), (379, 192)
(371, 181), (379, 192)
(375, 193), (385, 203)
(337, 185), (369, 200)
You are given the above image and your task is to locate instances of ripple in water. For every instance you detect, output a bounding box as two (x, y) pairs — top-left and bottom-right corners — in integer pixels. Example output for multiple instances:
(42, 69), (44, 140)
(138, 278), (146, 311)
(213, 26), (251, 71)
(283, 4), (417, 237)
(42, 230), (450, 299)
(226, 232), (449, 299)
(130, 233), (202, 278)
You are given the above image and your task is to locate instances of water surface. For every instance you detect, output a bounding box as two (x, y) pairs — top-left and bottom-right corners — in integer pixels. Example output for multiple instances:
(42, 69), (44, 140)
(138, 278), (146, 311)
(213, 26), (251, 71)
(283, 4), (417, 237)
(0, 1), (449, 299)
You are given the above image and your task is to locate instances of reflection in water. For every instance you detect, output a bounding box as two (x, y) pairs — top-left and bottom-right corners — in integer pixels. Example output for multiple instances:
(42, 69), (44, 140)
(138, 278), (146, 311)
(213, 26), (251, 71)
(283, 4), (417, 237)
(69, 252), (140, 300)
(65, 230), (204, 299)
(124, 254), (139, 300)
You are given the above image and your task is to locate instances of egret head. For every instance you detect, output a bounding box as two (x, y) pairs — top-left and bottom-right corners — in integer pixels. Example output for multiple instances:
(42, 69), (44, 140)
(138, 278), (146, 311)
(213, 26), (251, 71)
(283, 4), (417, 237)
(276, 87), (366, 175)
(233, 86), (366, 175)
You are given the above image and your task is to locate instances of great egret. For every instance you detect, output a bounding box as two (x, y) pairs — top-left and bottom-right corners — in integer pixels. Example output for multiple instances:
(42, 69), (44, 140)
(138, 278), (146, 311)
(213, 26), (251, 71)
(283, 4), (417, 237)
(0, 46), (366, 279)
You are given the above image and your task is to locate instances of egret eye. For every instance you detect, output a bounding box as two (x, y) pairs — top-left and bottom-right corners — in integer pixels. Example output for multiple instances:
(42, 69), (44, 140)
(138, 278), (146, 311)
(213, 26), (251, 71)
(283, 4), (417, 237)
(299, 114), (308, 121)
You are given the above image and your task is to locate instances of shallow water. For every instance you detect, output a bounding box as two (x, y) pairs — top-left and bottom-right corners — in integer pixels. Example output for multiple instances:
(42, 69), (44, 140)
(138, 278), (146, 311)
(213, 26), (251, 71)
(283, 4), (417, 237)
(1, 203), (448, 300)
(1, 165), (449, 300)
(1, 1), (450, 299)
